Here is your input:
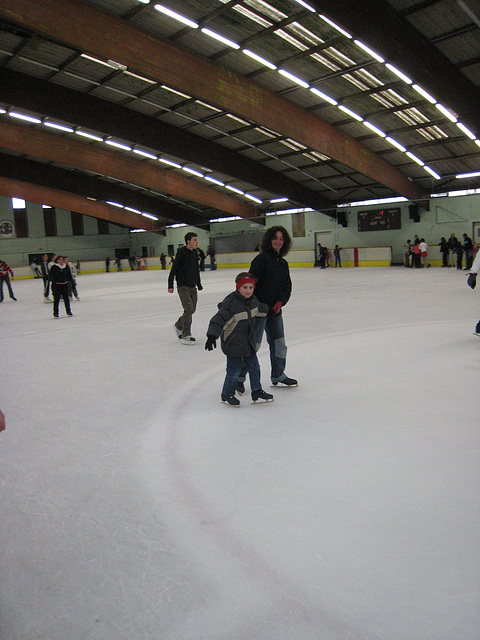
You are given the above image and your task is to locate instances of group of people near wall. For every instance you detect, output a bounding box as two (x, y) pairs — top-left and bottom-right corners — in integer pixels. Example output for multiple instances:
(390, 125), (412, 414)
(438, 233), (476, 270)
(316, 244), (342, 268)
(168, 226), (297, 406)
(404, 233), (476, 269)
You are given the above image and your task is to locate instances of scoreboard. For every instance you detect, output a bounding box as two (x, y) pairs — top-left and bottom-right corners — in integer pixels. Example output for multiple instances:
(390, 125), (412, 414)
(357, 207), (401, 232)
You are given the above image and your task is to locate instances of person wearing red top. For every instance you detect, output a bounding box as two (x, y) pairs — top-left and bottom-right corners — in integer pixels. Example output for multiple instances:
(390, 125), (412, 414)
(0, 259), (17, 302)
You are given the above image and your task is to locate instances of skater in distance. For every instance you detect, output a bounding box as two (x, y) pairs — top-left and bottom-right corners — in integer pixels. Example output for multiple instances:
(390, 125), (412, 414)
(168, 232), (203, 345)
(205, 272), (273, 406)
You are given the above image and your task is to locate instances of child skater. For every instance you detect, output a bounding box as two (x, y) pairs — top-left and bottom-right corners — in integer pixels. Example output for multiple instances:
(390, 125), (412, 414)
(205, 272), (274, 406)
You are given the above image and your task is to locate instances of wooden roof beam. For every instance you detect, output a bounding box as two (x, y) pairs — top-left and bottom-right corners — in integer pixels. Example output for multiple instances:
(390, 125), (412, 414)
(0, 153), (212, 230)
(0, 119), (256, 221)
(0, 176), (167, 232)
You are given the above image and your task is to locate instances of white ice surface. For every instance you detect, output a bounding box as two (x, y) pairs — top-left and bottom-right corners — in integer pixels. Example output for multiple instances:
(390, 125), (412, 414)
(0, 266), (479, 639)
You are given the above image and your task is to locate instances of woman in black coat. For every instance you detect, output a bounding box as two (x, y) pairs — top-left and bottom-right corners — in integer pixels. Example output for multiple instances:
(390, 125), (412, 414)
(49, 256), (73, 318)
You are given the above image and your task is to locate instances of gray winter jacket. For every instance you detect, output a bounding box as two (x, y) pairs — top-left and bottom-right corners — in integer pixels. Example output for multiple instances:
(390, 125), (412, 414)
(207, 290), (268, 357)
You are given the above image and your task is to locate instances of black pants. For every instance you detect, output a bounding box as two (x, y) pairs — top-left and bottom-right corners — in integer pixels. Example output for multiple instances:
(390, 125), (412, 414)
(53, 284), (71, 316)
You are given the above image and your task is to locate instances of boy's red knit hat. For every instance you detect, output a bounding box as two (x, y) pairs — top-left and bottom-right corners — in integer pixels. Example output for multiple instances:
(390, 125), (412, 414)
(235, 272), (256, 290)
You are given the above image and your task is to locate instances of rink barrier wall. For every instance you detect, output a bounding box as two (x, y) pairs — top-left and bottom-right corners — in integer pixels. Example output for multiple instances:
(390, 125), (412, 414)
(13, 245), (449, 278)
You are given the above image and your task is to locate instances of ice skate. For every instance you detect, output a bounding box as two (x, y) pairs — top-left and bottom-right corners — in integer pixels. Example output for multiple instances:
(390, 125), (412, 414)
(221, 393), (240, 406)
(252, 389), (274, 403)
(181, 335), (196, 345)
(173, 324), (182, 339)
(272, 376), (298, 387)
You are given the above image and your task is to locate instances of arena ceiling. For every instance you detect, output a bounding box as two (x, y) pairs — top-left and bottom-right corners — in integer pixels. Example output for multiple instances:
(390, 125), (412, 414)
(0, 0), (479, 233)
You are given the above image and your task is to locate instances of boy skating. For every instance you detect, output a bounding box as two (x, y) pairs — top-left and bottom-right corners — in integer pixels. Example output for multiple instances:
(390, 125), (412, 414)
(205, 272), (273, 406)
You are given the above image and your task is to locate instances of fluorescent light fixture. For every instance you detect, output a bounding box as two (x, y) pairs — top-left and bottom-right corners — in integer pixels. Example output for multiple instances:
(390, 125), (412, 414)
(167, 223), (187, 228)
(354, 40), (384, 63)
(107, 59), (127, 71)
(8, 111), (41, 124)
(319, 15), (352, 38)
(130, 229), (147, 233)
(267, 207), (313, 216)
(270, 197), (288, 203)
(294, 0), (315, 11)
(159, 158), (182, 168)
(243, 49), (277, 70)
(105, 140), (132, 151)
(340, 196), (406, 207)
(154, 4), (198, 29)
(386, 136), (406, 152)
(137, 0), (150, 5)
(277, 69), (309, 88)
(133, 149), (157, 160)
(81, 54), (111, 67)
(226, 114), (250, 126)
(424, 166), (441, 179)
(406, 151), (425, 166)
(413, 84), (436, 104)
(106, 201), (123, 208)
(75, 130), (103, 142)
(201, 28), (240, 49)
(0, 108), (6, 114)
(363, 121), (386, 137)
(125, 207), (142, 214)
(210, 216), (242, 223)
(385, 63), (412, 84)
(12, 198), (26, 208)
(456, 122), (476, 140)
(141, 213), (159, 220)
(435, 103), (457, 123)
(338, 105), (363, 121)
(204, 176), (225, 186)
(124, 71), (155, 84)
(476, 140), (480, 148)
(160, 85), (191, 99)
(182, 166), (204, 177)
(225, 185), (245, 195)
(44, 121), (74, 132)
(195, 100), (221, 112)
(244, 193), (263, 203)
(310, 87), (337, 105)
(456, 171), (480, 179)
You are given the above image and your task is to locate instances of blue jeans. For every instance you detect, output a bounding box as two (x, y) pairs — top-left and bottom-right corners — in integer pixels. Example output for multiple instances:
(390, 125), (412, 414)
(0, 275), (15, 301)
(239, 313), (287, 384)
(223, 354), (261, 396)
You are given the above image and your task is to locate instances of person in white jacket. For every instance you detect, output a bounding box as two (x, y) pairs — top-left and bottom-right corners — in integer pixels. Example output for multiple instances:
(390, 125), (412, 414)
(419, 238), (430, 268)
(466, 251), (480, 335)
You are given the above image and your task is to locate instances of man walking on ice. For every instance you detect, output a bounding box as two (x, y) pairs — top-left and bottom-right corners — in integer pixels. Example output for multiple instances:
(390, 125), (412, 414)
(168, 232), (203, 345)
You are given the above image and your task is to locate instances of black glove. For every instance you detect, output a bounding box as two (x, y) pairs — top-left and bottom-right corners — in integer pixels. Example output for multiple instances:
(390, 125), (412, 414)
(205, 335), (217, 351)
(197, 284), (203, 291)
(467, 273), (477, 289)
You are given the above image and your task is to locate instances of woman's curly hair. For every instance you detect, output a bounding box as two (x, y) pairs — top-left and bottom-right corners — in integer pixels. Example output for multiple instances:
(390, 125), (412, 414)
(260, 225), (292, 257)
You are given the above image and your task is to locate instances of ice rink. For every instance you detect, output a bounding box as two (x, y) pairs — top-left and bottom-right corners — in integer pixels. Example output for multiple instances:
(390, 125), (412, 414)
(1, 265), (479, 640)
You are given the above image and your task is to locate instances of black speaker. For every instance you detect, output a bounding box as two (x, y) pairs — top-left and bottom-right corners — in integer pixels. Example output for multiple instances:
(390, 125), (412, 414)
(337, 211), (348, 227)
(409, 204), (420, 222)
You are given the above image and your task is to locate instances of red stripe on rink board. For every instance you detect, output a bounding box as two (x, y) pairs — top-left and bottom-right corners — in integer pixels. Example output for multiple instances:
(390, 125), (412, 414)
(354, 247), (359, 267)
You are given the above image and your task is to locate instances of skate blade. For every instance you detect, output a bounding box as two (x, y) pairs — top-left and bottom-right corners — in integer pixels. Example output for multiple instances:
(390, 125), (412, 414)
(271, 383), (298, 388)
(252, 398), (274, 404)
